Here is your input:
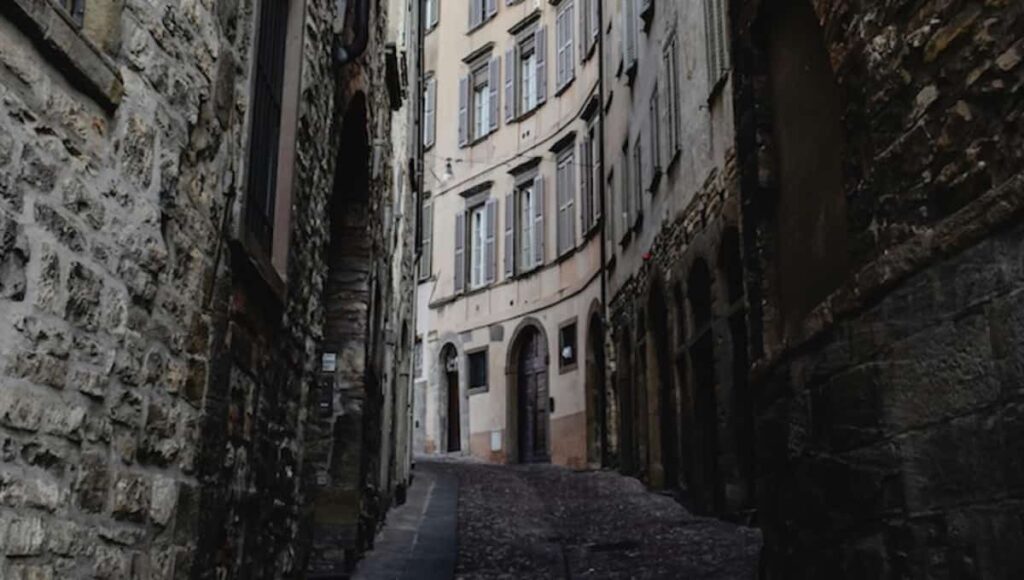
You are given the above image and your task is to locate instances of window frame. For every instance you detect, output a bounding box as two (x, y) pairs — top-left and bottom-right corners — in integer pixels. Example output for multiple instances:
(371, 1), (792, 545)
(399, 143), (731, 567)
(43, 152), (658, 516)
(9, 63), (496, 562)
(703, 0), (730, 95)
(468, 202), (489, 289)
(418, 195), (433, 281)
(555, 146), (577, 258)
(424, 0), (439, 32)
(555, 0), (576, 94)
(471, 61), (492, 142)
(663, 32), (682, 167)
(467, 347), (490, 394)
(558, 319), (579, 373)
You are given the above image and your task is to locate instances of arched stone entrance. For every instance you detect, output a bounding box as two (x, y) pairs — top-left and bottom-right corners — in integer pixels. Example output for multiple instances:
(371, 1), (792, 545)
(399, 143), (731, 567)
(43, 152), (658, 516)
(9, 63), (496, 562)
(648, 283), (680, 491)
(585, 308), (608, 467)
(507, 320), (550, 464)
(440, 343), (461, 452)
(688, 258), (722, 514)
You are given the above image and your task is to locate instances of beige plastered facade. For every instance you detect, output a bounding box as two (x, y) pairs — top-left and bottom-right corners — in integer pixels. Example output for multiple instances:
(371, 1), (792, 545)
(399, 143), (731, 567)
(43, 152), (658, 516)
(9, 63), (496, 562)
(415, 0), (602, 469)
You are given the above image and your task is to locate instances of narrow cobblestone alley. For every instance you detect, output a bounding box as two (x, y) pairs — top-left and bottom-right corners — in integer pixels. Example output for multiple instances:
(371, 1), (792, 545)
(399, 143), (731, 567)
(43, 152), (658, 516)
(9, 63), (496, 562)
(355, 459), (761, 579)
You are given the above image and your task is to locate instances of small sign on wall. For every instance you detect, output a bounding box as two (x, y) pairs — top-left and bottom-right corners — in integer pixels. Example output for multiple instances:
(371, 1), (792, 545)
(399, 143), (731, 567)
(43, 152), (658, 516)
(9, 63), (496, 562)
(490, 431), (502, 452)
(322, 353), (337, 373)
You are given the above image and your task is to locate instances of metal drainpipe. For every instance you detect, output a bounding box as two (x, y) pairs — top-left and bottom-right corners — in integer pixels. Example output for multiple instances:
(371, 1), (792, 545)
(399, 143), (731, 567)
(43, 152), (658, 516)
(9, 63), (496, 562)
(597, 0), (608, 326)
(335, 0), (370, 64)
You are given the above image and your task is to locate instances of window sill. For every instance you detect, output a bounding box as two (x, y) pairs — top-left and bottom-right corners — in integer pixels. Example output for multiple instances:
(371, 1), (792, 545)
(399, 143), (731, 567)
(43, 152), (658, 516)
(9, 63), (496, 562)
(468, 385), (489, 396)
(2, 0), (123, 112)
(555, 76), (575, 98)
(707, 70), (730, 107)
(558, 362), (578, 375)
(466, 15), (496, 36)
(514, 103), (543, 124)
(647, 168), (663, 194)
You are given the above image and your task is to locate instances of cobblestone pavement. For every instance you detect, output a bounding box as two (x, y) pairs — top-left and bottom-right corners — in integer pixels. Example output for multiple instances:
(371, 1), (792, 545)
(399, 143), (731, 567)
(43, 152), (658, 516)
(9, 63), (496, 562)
(434, 457), (762, 580)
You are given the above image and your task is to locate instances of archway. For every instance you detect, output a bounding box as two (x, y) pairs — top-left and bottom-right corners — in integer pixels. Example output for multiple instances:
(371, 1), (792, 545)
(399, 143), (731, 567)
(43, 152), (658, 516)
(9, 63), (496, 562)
(585, 310), (609, 467)
(617, 330), (637, 475)
(688, 258), (721, 513)
(508, 322), (550, 464)
(440, 344), (461, 452)
(648, 283), (680, 491)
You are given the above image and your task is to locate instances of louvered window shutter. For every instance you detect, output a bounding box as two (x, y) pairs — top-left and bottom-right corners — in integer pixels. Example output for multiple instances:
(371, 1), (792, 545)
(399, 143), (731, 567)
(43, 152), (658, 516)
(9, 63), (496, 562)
(565, 2), (575, 84)
(488, 58), (500, 133)
(505, 48), (516, 122)
(579, 0), (587, 62)
(504, 193), (515, 277)
(420, 201), (433, 279)
(657, 77), (669, 169)
(556, 164), (566, 255)
(458, 75), (469, 147)
(454, 211), (467, 293)
(485, 199), (497, 283)
(533, 175), (545, 266)
(566, 159), (576, 248)
(620, 155), (630, 235)
(555, 10), (565, 88)
(589, 0), (599, 47)
(470, 0), (479, 29)
(535, 26), (547, 104)
(486, 0), (497, 20)
(425, 78), (436, 147)
(580, 139), (591, 233)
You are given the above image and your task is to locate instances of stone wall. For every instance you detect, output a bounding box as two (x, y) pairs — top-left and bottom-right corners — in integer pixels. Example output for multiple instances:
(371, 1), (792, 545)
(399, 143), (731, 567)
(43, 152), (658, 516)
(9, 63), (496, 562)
(0, 0), (413, 577)
(731, 0), (1024, 576)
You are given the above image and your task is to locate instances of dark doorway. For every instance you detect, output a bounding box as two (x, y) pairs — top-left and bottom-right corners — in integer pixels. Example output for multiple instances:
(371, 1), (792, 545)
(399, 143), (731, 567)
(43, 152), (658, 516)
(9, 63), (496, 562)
(516, 326), (550, 463)
(765, 0), (848, 334)
(617, 332), (637, 475)
(649, 285), (680, 491)
(634, 310), (649, 480)
(442, 345), (461, 452)
(586, 313), (609, 467)
(688, 259), (722, 514)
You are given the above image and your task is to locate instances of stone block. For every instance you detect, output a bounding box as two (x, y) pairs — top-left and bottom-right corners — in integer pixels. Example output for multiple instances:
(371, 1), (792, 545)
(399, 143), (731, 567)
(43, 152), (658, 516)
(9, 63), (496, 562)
(3, 516), (45, 556)
(0, 387), (45, 432)
(7, 352), (68, 389)
(93, 545), (132, 579)
(0, 470), (61, 511)
(34, 203), (85, 253)
(0, 208), (28, 301)
(109, 388), (143, 427)
(111, 471), (150, 523)
(150, 475), (178, 527)
(65, 261), (103, 330)
(32, 244), (61, 313)
(5, 564), (55, 580)
(75, 452), (109, 513)
(69, 366), (109, 400)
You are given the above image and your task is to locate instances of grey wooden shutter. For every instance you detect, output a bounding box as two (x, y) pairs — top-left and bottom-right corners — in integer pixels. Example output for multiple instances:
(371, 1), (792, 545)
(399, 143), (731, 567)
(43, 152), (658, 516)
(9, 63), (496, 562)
(470, 0), (479, 29)
(589, 0), (599, 48)
(556, 163), (566, 254)
(454, 210), (466, 293)
(458, 75), (469, 147)
(428, 0), (438, 28)
(505, 48), (516, 122)
(620, 153), (631, 233)
(579, 0), (587, 62)
(580, 139), (591, 232)
(533, 175), (545, 266)
(555, 10), (566, 88)
(657, 77), (669, 169)
(486, 0), (497, 20)
(420, 201), (433, 279)
(504, 192), (515, 277)
(535, 26), (547, 104)
(566, 158), (576, 249)
(565, 2), (575, 84)
(485, 199), (497, 283)
(488, 58), (500, 133)
(425, 78), (436, 147)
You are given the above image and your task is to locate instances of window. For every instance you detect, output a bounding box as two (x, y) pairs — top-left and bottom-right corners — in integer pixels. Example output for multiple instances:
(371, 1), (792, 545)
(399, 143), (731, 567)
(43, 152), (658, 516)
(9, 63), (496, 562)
(246, 0), (293, 260)
(621, 0), (638, 80)
(468, 350), (488, 391)
(419, 198), (433, 280)
(506, 174), (545, 276)
(414, 339), (424, 378)
(632, 138), (643, 223)
(703, 0), (730, 90)
(454, 198), (497, 292)
(555, 0), (575, 91)
(580, 115), (601, 233)
(459, 57), (500, 146)
(505, 26), (547, 122)
(469, 0), (497, 30)
(648, 85), (662, 189)
(559, 321), (578, 371)
(425, 0), (439, 30)
(423, 75), (436, 148)
(662, 33), (682, 163)
(556, 147), (577, 257)
(57, 0), (86, 25)
(580, 0), (600, 60)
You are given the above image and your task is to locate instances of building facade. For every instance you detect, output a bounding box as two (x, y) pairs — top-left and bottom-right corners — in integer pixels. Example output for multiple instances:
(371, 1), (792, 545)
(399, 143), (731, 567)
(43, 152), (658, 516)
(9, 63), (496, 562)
(415, 0), (605, 468)
(0, 0), (415, 577)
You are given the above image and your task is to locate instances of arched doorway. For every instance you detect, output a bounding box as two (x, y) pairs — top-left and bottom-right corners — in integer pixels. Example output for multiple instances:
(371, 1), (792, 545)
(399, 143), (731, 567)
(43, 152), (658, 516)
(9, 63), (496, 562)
(512, 325), (550, 463)
(648, 284), (680, 491)
(440, 344), (461, 452)
(688, 258), (721, 514)
(585, 311), (608, 467)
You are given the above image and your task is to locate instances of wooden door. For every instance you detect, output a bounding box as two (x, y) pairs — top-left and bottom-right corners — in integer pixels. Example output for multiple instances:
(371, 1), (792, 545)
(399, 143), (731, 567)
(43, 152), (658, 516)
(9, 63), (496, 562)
(517, 328), (549, 463)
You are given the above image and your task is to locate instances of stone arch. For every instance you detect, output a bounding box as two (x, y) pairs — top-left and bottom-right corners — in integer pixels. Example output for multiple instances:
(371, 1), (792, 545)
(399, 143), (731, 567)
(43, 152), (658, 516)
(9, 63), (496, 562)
(584, 300), (609, 468)
(439, 342), (462, 453)
(646, 276), (681, 491)
(505, 317), (551, 463)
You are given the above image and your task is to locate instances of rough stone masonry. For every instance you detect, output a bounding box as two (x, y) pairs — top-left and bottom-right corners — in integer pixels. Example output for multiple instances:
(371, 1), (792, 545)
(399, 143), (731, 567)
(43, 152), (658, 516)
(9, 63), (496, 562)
(0, 0), (413, 578)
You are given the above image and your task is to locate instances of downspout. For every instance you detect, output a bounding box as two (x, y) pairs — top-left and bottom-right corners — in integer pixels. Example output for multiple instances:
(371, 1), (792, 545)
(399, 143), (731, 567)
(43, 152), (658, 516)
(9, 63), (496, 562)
(597, 0), (608, 324)
(335, 0), (370, 64)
